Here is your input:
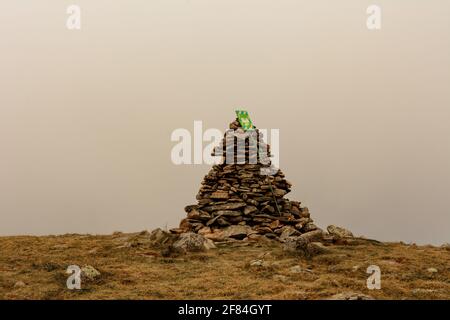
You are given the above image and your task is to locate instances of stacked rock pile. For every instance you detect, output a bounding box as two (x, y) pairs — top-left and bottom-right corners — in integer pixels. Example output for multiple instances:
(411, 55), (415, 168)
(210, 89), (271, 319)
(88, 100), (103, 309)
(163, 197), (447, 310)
(172, 118), (322, 242)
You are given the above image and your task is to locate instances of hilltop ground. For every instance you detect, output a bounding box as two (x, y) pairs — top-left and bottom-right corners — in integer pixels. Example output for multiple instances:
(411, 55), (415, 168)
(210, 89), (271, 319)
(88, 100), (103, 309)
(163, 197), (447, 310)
(0, 232), (449, 300)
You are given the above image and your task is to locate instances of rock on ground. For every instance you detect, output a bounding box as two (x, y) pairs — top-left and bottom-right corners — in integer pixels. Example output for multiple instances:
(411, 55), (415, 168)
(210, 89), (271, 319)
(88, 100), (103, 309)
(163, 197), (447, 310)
(282, 236), (309, 254)
(149, 228), (174, 246)
(327, 225), (353, 239)
(328, 292), (375, 300)
(427, 268), (438, 273)
(282, 232), (332, 257)
(172, 232), (216, 253)
(300, 229), (325, 242)
(289, 265), (303, 273)
(14, 281), (26, 288)
(81, 265), (101, 280)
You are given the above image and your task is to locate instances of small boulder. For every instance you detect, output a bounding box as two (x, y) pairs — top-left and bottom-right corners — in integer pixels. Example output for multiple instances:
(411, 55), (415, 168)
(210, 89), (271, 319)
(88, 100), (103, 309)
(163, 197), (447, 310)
(327, 225), (353, 239)
(81, 265), (101, 281)
(249, 259), (272, 268)
(300, 229), (324, 242)
(14, 281), (26, 288)
(172, 232), (216, 253)
(282, 236), (309, 254)
(283, 235), (330, 257)
(412, 288), (437, 295)
(427, 267), (438, 274)
(149, 228), (175, 246)
(328, 292), (374, 300)
(250, 259), (264, 267)
(289, 265), (303, 274)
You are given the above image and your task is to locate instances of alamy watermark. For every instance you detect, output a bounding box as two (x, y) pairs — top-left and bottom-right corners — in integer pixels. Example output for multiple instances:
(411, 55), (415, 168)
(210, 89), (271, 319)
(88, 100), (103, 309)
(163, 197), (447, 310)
(366, 265), (381, 290)
(66, 5), (81, 30)
(66, 265), (81, 290)
(170, 121), (280, 175)
(64, 5), (379, 31)
(367, 5), (381, 30)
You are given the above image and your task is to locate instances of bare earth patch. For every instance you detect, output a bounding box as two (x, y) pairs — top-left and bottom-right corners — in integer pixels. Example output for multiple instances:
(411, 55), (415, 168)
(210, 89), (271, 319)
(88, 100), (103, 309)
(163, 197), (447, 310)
(0, 233), (449, 300)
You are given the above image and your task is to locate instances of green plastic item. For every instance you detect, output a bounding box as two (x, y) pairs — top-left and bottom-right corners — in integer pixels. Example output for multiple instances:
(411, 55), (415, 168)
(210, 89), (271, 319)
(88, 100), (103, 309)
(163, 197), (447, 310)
(234, 110), (282, 215)
(235, 110), (254, 131)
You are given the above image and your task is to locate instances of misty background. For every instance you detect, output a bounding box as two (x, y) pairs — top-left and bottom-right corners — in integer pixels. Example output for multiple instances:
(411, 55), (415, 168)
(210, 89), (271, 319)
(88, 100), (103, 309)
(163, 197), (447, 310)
(1, 0), (449, 244)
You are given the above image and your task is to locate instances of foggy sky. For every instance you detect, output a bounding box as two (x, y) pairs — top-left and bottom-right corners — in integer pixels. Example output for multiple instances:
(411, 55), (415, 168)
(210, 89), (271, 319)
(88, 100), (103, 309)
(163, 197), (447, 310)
(1, 0), (449, 244)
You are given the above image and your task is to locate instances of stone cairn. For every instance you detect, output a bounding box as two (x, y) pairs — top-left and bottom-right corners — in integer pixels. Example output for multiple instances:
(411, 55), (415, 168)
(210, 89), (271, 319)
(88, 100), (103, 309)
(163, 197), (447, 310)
(172, 118), (322, 242)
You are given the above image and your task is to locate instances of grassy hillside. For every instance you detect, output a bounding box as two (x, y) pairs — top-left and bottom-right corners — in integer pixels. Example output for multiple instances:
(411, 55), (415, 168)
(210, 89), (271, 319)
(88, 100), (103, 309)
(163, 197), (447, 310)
(0, 232), (449, 300)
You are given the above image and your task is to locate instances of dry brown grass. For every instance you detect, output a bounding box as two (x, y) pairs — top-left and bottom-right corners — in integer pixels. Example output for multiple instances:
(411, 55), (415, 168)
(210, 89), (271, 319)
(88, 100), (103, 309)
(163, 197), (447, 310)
(0, 232), (449, 300)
